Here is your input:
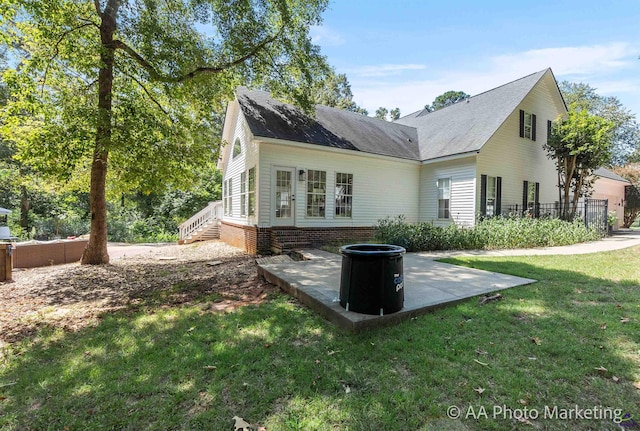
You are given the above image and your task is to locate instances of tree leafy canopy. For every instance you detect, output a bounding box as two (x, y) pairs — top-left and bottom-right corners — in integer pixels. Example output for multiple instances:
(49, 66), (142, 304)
(1, 0), (329, 263)
(312, 69), (367, 115)
(559, 81), (640, 165)
(424, 90), (469, 112)
(544, 109), (614, 219)
(374, 106), (400, 121)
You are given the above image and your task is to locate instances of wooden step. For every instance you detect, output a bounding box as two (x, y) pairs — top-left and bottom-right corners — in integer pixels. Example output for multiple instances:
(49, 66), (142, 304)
(181, 224), (220, 244)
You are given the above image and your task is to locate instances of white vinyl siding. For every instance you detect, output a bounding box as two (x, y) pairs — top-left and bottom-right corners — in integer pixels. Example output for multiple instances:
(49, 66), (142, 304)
(419, 157), (476, 226)
(221, 112), (260, 225)
(258, 142), (420, 227)
(476, 72), (564, 212)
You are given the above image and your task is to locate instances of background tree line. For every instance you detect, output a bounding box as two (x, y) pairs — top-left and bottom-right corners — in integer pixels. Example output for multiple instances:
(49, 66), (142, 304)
(1, 0), (639, 258)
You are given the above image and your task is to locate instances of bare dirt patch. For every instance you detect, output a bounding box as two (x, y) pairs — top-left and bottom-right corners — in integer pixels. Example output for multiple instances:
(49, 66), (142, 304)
(0, 241), (277, 344)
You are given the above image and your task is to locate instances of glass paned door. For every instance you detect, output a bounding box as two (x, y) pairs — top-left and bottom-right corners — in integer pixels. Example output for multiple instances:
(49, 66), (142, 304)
(274, 168), (295, 225)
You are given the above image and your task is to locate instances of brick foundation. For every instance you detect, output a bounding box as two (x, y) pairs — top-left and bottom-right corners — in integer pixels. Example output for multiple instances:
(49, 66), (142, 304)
(221, 222), (375, 255)
(220, 222), (271, 254)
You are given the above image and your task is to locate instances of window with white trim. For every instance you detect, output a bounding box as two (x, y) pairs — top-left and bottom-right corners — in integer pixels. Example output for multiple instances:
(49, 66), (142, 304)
(437, 178), (451, 219)
(248, 167), (256, 216)
(335, 173), (353, 218)
(486, 176), (496, 217)
(227, 177), (233, 216)
(223, 180), (228, 215)
(519, 109), (537, 141)
(527, 182), (536, 210)
(232, 138), (242, 158)
(524, 112), (533, 139)
(306, 169), (326, 217)
(240, 172), (247, 216)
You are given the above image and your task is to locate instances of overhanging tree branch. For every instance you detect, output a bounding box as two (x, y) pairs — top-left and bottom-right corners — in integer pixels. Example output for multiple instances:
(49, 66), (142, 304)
(42, 22), (98, 94)
(122, 70), (170, 117)
(112, 28), (283, 83)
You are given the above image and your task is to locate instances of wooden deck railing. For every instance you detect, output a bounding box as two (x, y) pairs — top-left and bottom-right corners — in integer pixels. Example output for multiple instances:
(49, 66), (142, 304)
(179, 201), (222, 240)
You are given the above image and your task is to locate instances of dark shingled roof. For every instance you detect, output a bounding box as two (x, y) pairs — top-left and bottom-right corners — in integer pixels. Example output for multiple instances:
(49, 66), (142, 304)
(235, 69), (557, 163)
(395, 69), (550, 161)
(236, 87), (420, 160)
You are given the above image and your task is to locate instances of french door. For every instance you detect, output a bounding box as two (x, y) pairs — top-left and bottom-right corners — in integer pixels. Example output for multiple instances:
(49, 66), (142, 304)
(273, 167), (296, 225)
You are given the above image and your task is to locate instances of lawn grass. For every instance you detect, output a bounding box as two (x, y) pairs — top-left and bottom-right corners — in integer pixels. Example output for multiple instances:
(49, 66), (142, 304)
(1, 248), (639, 430)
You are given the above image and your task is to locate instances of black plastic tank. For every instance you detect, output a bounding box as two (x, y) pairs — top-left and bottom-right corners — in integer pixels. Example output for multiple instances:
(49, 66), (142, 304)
(339, 244), (405, 315)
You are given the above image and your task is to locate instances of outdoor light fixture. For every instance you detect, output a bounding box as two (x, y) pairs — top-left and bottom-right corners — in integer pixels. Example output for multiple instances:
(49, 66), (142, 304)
(298, 169), (306, 181)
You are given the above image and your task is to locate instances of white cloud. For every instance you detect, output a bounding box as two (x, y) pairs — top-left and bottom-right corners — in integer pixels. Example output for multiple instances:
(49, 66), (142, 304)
(310, 25), (345, 47)
(491, 42), (636, 77)
(589, 79), (640, 94)
(347, 42), (640, 116)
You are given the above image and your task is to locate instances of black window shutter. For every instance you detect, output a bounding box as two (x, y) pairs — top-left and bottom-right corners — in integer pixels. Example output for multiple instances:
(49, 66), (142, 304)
(496, 177), (502, 215)
(532, 114), (537, 141)
(519, 110), (525, 138)
(480, 175), (487, 216)
(547, 120), (552, 140)
(522, 181), (529, 209)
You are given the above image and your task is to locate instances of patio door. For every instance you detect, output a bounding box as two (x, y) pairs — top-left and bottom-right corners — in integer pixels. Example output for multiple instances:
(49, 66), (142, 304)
(273, 167), (296, 225)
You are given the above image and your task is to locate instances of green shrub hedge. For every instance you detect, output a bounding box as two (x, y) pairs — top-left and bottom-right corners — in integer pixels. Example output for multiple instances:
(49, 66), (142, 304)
(374, 215), (602, 252)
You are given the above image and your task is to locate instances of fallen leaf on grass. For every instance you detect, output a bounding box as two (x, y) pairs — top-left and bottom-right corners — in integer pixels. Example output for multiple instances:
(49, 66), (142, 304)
(473, 387), (485, 394)
(203, 365), (217, 370)
(343, 384), (351, 394)
(620, 317), (630, 324)
(633, 381), (640, 390)
(232, 416), (252, 431)
(600, 323), (607, 330)
(474, 359), (489, 366)
(518, 399), (528, 405)
(612, 376), (620, 382)
(475, 349), (488, 355)
(530, 337), (542, 345)
(594, 366), (608, 374)
(327, 350), (340, 356)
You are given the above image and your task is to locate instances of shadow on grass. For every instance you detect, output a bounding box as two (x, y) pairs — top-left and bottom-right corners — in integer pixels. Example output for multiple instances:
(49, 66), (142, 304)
(1, 254), (274, 343)
(1, 252), (640, 430)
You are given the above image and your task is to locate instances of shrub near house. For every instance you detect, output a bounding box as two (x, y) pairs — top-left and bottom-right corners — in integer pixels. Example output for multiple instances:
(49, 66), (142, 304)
(374, 216), (601, 252)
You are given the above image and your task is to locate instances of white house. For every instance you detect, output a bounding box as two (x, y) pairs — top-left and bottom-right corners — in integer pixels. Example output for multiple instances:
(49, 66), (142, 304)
(216, 68), (617, 254)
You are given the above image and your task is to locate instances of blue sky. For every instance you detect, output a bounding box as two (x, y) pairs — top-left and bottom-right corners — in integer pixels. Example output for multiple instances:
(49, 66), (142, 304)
(310, 0), (640, 118)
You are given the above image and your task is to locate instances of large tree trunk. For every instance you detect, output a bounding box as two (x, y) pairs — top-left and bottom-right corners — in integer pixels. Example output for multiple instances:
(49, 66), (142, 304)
(81, 0), (120, 264)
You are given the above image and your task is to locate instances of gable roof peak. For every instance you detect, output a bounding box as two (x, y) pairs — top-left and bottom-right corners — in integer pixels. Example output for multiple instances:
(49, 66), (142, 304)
(394, 68), (559, 161)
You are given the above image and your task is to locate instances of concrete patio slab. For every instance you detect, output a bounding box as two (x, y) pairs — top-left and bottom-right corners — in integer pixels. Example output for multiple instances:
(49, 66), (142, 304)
(257, 250), (535, 332)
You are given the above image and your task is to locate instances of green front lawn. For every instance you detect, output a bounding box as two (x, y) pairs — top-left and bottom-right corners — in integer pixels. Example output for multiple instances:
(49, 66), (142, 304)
(1, 249), (639, 430)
